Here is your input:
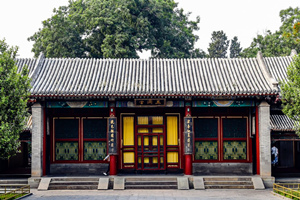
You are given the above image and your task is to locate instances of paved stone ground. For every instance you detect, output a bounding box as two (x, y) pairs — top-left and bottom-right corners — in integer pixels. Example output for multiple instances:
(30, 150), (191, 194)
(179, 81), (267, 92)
(25, 189), (282, 200)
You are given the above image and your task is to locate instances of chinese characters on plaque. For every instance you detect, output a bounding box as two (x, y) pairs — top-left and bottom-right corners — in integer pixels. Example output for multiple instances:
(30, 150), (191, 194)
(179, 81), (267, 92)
(108, 117), (117, 154)
(134, 99), (166, 106)
(184, 117), (193, 154)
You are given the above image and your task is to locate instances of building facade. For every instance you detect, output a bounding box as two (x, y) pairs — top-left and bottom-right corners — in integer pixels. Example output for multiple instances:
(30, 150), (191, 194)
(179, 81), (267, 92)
(15, 51), (298, 186)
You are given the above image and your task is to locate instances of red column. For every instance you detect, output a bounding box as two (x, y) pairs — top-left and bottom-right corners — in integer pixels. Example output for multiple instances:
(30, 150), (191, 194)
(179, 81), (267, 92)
(109, 103), (117, 175)
(184, 103), (192, 175)
(185, 154), (192, 175)
(110, 155), (117, 175)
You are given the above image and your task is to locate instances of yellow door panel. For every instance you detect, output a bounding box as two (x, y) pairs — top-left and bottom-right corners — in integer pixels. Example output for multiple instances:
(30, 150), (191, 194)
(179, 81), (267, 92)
(167, 152), (178, 163)
(144, 136), (149, 145)
(167, 116), (178, 145)
(144, 157), (149, 163)
(123, 152), (135, 163)
(153, 136), (158, 146)
(123, 117), (134, 146)
(138, 116), (148, 125)
(152, 116), (163, 124)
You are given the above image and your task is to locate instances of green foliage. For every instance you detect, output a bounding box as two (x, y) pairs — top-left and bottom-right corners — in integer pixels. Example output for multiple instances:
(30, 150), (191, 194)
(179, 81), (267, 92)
(242, 7), (300, 58)
(0, 39), (31, 159)
(229, 36), (242, 58)
(281, 54), (300, 135)
(28, 0), (202, 58)
(207, 30), (229, 58)
(281, 7), (300, 44)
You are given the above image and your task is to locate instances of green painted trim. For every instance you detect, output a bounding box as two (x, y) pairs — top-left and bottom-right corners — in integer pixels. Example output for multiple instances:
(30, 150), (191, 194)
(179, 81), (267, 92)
(192, 100), (255, 107)
(47, 101), (108, 108)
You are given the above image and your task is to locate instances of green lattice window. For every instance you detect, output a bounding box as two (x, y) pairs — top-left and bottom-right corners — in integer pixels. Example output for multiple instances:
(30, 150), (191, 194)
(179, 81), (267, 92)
(194, 116), (248, 162)
(223, 118), (247, 138)
(84, 142), (107, 160)
(194, 118), (218, 138)
(223, 141), (246, 160)
(55, 142), (78, 160)
(195, 141), (218, 160)
(83, 119), (106, 139)
(55, 119), (79, 139)
(54, 117), (107, 163)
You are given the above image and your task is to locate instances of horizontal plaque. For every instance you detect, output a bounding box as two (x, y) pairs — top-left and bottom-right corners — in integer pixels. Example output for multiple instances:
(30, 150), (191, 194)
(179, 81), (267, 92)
(134, 99), (166, 107)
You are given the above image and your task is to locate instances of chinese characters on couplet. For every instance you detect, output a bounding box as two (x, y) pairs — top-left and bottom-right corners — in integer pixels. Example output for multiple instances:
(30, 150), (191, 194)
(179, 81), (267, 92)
(108, 117), (117, 154)
(184, 117), (193, 154)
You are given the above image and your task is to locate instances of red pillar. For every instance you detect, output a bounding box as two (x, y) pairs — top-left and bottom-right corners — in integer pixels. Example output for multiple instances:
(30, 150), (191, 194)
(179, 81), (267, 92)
(184, 103), (192, 175)
(109, 103), (117, 175)
(185, 154), (192, 175)
(110, 155), (117, 175)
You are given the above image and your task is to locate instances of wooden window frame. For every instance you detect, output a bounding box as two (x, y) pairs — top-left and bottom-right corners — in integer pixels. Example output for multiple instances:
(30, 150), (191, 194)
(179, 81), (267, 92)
(51, 117), (107, 163)
(194, 116), (251, 163)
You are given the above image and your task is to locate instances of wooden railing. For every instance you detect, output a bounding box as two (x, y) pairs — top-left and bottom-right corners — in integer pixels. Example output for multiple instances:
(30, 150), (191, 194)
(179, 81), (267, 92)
(273, 183), (300, 200)
(0, 185), (30, 200)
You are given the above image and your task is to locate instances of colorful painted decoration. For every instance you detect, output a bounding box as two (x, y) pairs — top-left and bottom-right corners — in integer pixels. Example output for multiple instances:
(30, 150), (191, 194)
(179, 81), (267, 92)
(84, 142), (107, 160)
(195, 141), (218, 160)
(223, 141), (246, 160)
(55, 142), (78, 161)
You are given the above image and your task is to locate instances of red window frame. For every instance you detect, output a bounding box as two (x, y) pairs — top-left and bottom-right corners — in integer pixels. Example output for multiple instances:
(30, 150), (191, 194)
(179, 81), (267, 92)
(194, 116), (251, 163)
(51, 117), (107, 163)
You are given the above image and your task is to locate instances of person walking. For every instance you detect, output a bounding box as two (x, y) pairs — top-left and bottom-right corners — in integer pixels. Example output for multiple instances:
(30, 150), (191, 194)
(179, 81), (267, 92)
(271, 145), (278, 166)
(103, 154), (110, 176)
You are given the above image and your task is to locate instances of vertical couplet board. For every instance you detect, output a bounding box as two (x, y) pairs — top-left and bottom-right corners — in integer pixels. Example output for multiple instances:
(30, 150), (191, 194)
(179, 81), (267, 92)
(108, 117), (118, 155)
(184, 117), (193, 154)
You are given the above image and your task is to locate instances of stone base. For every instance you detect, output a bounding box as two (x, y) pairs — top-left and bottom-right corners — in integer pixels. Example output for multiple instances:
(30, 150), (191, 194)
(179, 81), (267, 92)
(261, 176), (275, 188)
(28, 177), (41, 189)
(50, 163), (108, 175)
(193, 163), (252, 175)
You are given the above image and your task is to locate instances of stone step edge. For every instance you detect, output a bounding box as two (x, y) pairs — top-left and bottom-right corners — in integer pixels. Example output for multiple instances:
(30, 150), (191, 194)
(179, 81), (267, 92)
(203, 178), (252, 181)
(50, 181), (99, 183)
(204, 181), (253, 184)
(125, 183), (177, 186)
(205, 185), (254, 188)
(125, 181), (177, 183)
(48, 186), (98, 189)
(125, 185), (178, 187)
(51, 179), (100, 181)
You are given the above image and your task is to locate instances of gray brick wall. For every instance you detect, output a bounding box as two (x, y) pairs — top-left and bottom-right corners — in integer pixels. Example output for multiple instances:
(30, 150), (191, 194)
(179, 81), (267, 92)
(31, 103), (44, 177)
(258, 101), (271, 177)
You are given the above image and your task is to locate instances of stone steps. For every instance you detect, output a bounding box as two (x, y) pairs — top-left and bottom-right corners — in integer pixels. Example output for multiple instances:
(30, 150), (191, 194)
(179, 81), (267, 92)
(205, 185), (254, 189)
(48, 178), (100, 190)
(125, 177), (178, 189)
(203, 177), (254, 189)
(36, 176), (263, 190)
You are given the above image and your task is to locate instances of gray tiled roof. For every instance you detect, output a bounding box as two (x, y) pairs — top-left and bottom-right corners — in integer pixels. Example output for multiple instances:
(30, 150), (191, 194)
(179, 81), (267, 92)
(30, 57), (277, 97)
(264, 56), (294, 83)
(15, 58), (37, 78)
(270, 114), (299, 131)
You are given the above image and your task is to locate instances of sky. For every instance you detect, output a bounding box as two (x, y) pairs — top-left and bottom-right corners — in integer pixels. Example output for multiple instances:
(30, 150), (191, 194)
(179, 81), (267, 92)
(0, 0), (299, 58)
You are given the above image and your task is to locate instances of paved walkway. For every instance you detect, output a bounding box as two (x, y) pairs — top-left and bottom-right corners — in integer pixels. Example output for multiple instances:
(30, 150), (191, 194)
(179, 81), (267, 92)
(26, 189), (282, 200)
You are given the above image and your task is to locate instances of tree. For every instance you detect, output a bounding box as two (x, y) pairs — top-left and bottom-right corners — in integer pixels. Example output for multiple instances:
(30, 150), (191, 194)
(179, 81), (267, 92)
(229, 36), (242, 58)
(281, 7), (300, 44)
(0, 39), (31, 159)
(281, 54), (300, 135)
(207, 30), (229, 58)
(242, 7), (300, 58)
(28, 0), (202, 59)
